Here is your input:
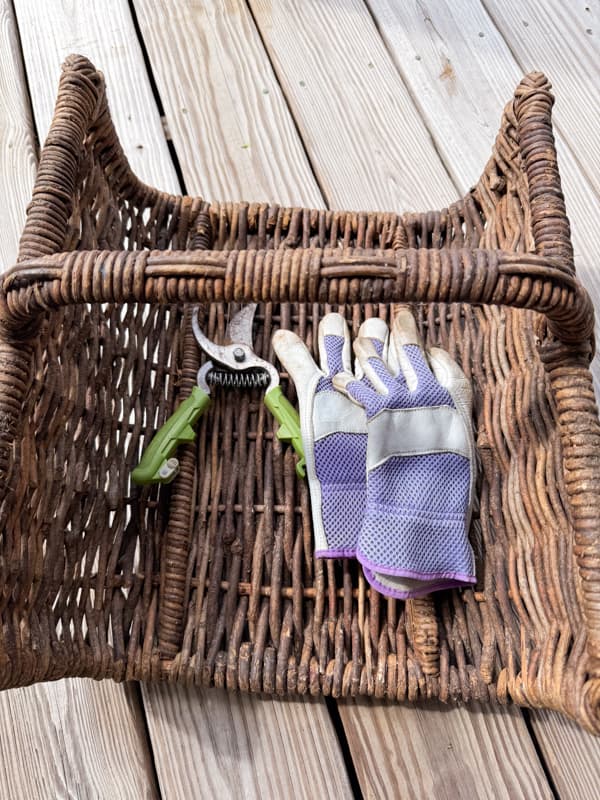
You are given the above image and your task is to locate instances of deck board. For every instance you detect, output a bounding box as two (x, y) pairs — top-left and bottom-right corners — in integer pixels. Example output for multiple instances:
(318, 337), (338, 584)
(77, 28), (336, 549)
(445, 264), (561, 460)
(13, 0), (179, 190)
(250, 0), (456, 213)
(482, 0), (600, 193)
(339, 700), (552, 799)
(144, 686), (352, 800)
(134, 0), (321, 206)
(529, 709), (600, 800)
(0, 682), (158, 800)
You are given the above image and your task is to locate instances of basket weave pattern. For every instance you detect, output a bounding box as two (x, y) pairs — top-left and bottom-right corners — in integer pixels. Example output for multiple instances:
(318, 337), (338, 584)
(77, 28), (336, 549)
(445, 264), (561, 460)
(1, 56), (599, 733)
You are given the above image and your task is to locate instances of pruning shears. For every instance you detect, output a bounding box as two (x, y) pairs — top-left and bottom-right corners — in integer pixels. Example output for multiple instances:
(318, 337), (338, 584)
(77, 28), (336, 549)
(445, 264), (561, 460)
(132, 304), (305, 485)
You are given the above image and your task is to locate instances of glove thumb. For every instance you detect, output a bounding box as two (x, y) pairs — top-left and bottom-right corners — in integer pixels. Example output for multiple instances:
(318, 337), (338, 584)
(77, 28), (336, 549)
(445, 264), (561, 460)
(428, 347), (472, 419)
(272, 330), (321, 396)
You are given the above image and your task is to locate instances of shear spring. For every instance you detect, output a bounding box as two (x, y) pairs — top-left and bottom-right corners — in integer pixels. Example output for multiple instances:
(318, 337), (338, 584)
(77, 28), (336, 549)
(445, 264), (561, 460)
(206, 367), (270, 390)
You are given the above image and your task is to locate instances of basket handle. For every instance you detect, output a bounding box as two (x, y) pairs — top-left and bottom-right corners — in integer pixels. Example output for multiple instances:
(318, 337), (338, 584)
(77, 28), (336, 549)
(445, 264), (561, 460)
(1, 245), (594, 345)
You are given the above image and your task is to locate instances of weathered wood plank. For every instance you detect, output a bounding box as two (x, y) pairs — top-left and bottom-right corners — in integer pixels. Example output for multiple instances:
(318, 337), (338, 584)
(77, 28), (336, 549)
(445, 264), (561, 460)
(14, 0), (179, 192)
(248, 1), (554, 797)
(362, 0), (600, 791)
(339, 700), (552, 800)
(134, 0), (321, 205)
(1, 3), (158, 798)
(529, 709), (600, 800)
(0, 682), (157, 800)
(249, 0), (456, 212)
(144, 686), (352, 800)
(482, 0), (600, 193)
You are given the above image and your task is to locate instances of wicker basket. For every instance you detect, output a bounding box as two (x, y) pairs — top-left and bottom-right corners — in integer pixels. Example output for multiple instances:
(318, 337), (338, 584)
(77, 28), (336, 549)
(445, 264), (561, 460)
(1, 54), (599, 734)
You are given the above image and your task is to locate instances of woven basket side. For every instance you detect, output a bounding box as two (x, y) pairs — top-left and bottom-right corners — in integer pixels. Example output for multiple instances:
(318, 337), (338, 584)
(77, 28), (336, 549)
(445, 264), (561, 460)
(510, 74), (600, 730)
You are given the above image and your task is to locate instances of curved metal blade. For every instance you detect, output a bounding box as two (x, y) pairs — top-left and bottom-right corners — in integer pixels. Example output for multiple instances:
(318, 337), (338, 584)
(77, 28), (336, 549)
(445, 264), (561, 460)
(225, 303), (257, 347)
(192, 304), (278, 387)
(192, 303), (258, 362)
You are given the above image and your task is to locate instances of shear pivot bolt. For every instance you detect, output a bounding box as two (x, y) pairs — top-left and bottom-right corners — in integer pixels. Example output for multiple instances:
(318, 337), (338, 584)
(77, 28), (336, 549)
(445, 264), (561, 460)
(233, 347), (246, 363)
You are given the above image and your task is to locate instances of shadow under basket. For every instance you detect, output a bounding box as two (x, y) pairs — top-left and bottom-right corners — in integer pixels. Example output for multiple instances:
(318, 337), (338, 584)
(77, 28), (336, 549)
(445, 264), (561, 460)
(1, 55), (600, 734)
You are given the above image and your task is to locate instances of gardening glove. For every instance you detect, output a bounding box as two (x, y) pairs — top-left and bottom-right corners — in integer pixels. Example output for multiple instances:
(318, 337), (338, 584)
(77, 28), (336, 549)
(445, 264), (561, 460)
(272, 313), (388, 557)
(334, 308), (477, 599)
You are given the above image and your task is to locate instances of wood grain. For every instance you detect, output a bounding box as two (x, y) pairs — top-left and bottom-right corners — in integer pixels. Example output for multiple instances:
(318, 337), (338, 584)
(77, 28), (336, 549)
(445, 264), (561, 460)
(134, 0), (321, 205)
(13, 0), (180, 193)
(1, 3), (158, 798)
(144, 685), (352, 799)
(483, 0), (600, 192)
(529, 709), (600, 800)
(0, 682), (157, 800)
(250, 0), (456, 212)
(339, 700), (552, 800)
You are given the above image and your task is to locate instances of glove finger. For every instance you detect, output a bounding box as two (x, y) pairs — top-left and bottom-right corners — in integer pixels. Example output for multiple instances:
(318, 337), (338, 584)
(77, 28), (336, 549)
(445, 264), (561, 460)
(353, 337), (396, 395)
(272, 329), (321, 394)
(390, 307), (435, 391)
(356, 317), (388, 380)
(428, 347), (473, 410)
(357, 317), (388, 359)
(333, 371), (378, 409)
(318, 313), (352, 377)
(428, 347), (469, 387)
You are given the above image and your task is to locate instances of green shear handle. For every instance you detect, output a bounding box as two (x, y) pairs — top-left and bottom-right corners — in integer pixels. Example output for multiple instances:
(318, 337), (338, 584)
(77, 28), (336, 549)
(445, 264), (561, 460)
(131, 386), (210, 485)
(264, 385), (306, 478)
(132, 384), (304, 486)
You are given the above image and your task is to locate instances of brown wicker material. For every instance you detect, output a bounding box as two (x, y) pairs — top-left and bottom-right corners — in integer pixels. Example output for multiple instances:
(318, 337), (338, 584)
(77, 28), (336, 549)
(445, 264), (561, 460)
(1, 55), (599, 734)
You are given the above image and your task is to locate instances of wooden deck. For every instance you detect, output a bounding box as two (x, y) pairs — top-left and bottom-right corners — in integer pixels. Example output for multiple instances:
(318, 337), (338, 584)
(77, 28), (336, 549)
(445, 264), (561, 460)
(0, 1), (599, 797)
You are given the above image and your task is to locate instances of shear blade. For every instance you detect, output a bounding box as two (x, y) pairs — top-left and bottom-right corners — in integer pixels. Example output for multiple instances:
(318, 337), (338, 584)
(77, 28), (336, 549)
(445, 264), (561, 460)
(191, 303), (258, 362)
(225, 303), (257, 347)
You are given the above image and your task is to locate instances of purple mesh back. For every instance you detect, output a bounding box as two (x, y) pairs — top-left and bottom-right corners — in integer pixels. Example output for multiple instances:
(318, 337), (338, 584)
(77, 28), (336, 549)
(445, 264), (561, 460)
(323, 334), (345, 375)
(313, 432), (367, 553)
(316, 376), (333, 391)
(348, 345), (454, 418)
(367, 452), (469, 512)
(317, 333), (384, 393)
(311, 331), (370, 556)
(357, 452), (474, 579)
(372, 338), (384, 357)
(314, 433), (367, 484)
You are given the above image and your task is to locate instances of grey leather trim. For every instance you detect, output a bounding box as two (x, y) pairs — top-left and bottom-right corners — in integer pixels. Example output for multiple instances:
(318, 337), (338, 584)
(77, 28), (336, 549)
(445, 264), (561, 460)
(367, 405), (470, 469)
(313, 391), (366, 440)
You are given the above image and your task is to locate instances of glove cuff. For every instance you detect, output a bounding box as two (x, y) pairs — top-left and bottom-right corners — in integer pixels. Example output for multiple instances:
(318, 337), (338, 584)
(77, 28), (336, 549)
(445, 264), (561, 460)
(362, 567), (474, 599)
(356, 505), (476, 583)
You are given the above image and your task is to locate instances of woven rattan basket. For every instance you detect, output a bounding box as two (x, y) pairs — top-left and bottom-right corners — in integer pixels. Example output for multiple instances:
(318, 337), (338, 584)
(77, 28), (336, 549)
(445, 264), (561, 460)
(1, 55), (599, 734)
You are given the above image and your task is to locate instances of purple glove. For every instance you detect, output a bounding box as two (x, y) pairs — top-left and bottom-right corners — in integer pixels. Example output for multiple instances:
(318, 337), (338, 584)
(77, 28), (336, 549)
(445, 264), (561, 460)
(272, 314), (387, 557)
(334, 308), (476, 598)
